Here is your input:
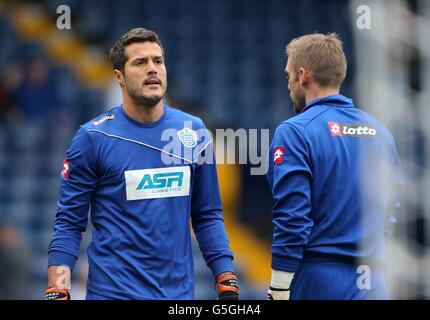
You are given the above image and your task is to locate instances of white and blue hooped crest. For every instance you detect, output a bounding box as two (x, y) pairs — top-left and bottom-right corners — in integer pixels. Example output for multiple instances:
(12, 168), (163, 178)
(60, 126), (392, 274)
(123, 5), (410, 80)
(177, 127), (198, 148)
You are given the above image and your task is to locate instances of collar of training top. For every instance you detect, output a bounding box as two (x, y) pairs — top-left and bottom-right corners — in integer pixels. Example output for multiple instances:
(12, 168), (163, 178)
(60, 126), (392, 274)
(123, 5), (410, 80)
(120, 103), (168, 128)
(300, 94), (354, 113)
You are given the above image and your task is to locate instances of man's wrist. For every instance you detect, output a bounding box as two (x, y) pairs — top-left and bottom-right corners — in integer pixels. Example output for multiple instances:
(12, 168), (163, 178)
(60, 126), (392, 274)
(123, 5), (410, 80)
(48, 265), (71, 289)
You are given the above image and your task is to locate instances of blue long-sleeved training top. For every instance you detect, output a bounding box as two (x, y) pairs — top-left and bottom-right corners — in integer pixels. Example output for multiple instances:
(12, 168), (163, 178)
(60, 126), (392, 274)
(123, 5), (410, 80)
(48, 104), (234, 299)
(267, 95), (404, 273)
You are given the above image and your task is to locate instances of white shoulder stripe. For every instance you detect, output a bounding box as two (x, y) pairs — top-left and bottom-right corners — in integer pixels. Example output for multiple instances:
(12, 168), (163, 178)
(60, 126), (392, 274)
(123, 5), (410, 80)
(87, 129), (212, 164)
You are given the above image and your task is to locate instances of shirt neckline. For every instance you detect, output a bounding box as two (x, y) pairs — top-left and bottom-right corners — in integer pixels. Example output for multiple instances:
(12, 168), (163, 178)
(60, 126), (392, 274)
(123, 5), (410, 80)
(120, 103), (168, 128)
(301, 94), (354, 113)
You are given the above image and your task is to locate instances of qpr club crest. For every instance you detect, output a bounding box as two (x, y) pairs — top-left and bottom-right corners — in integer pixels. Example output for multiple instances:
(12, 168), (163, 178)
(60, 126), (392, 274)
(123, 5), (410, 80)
(177, 127), (198, 148)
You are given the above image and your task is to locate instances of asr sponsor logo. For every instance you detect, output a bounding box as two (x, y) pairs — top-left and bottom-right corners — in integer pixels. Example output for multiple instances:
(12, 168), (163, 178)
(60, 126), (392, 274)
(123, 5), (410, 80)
(136, 172), (184, 190)
(125, 166), (190, 200)
(328, 122), (377, 137)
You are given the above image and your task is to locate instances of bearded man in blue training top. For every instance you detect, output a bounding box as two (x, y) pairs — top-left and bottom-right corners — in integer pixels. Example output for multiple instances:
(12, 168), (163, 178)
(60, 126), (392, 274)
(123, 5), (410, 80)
(45, 28), (239, 300)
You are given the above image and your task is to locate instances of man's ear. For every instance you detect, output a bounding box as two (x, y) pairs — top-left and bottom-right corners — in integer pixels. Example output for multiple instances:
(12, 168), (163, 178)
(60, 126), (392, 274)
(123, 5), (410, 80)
(298, 67), (309, 87)
(114, 69), (125, 88)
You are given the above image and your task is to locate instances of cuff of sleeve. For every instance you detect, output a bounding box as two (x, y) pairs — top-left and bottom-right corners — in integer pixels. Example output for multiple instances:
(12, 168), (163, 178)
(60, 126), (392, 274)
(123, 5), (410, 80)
(209, 256), (234, 278)
(271, 254), (300, 273)
(48, 251), (78, 271)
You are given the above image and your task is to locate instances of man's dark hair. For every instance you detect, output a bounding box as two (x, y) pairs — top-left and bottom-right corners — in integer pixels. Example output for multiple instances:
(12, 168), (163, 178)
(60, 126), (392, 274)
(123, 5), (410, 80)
(109, 28), (164, 73)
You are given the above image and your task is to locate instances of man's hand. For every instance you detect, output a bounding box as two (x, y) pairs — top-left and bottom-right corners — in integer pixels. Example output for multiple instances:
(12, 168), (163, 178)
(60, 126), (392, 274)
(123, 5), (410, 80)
(267, 269), (294, 300)
(216, 271), (239, 300)
(44, 287), (70, 300)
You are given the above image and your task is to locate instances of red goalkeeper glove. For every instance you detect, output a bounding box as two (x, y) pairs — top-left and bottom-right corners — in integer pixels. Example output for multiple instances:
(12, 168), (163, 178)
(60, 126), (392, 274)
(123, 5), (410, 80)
(44, 287), (70, 300)
(215, 272), (239, 300)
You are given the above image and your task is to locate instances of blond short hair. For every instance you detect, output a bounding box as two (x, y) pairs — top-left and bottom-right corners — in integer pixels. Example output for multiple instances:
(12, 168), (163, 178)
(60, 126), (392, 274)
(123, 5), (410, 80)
(286, 33), (347, 88)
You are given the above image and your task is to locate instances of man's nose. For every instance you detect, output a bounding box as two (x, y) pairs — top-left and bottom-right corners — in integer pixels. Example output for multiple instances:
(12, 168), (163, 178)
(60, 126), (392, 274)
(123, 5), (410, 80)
(147, 60), (157, 74)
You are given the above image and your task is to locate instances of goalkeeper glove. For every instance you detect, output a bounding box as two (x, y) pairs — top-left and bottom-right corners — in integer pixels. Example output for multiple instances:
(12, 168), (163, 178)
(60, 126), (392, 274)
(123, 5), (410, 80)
(216, 271), (239, 300)
(44, 287), (70, 300)
(267, 269), (294, 300)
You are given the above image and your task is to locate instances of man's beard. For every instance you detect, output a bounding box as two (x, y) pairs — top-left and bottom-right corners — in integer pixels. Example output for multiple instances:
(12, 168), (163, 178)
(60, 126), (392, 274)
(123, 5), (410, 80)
(291, 91), (306, 114)
(130, 90), (165, 107)
(126, 78), (166, 107)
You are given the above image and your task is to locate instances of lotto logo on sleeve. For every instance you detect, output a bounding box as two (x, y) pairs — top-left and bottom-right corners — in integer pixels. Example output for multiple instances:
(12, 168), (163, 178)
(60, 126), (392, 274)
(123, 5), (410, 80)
(274, 147), (285, 165)
(125, 166), (190, 200)
(328, 122), (343, 136)
(61, 160), (70, 179)
(328, 122), (377, 137)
